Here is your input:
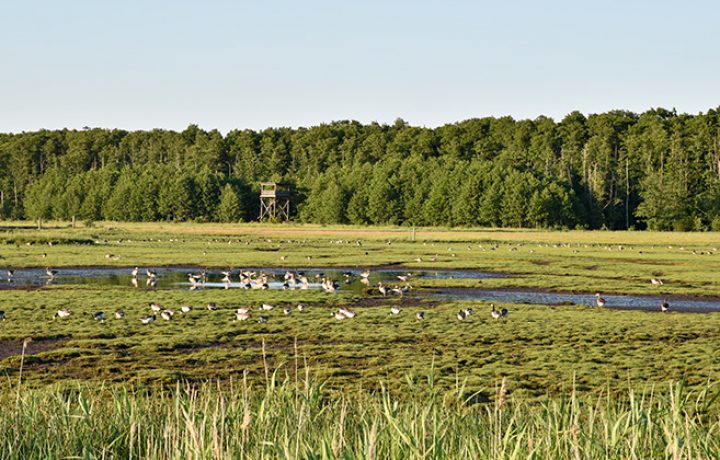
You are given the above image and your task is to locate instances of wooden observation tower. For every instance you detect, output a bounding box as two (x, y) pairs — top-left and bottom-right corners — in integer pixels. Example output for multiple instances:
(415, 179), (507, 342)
(259, 182), (291, 221)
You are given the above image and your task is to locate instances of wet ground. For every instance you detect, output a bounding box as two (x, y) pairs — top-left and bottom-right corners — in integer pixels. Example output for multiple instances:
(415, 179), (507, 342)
(1, 265), (719, 313)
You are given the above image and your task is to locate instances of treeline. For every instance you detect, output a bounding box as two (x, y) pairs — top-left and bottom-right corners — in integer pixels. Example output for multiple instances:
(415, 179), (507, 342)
(2, 108), (720, 230)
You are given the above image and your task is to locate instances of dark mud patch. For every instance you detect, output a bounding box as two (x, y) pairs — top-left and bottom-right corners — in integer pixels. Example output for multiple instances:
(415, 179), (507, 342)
(0, 337), (70, 361)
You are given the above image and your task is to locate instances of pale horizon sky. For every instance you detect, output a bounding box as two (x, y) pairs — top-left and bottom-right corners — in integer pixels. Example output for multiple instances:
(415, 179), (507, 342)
(1, 0), (719, 134)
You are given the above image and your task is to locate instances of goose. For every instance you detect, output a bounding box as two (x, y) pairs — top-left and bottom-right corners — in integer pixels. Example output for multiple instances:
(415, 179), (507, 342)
(397, 274), (411, 282)
(114, 309), (125, 319)
(378, 282), (388, 297)
(234, 312), (250, 322)
(6, 269), (14, 279)
(416, 311), (425, 320)
(150, 302), (164, 312)
(339, 307), (356, 318)
(180, 305), (192, 314)
(131, 267), (139, 277)
(390, 306), (401, 315)
(0, 310), (6, 320)
(297, 303), (305, 312)
(464, 307), (474, 316)
(92, 311), (106, 323)
(651, 278), (664, 286)
(595, 293), (606, 307)
(140, 315), (155, 324)
(660, 298), (670, 313)
(360, 269), (370, 279)
(207, 302), (218, 311)
(457, 310), (467, 320)
(161, 309), (174, 321)
(46, 267), (57, 279)
(333, 311), (347, 320)
(491, 304), (502, 319)
(258, 315), (269, 323)
(236, 307), (250, 315)
(54, 309), (71, 319)
(283, 306), (292, 315)
(260, 303), (274, 311)
(500, 307), (509, 317)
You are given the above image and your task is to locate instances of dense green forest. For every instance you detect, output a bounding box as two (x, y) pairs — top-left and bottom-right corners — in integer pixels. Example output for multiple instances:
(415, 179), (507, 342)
(2, 108), (720, 230)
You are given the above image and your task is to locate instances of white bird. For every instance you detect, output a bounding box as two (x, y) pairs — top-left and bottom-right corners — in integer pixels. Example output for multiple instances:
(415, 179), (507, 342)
(333, 311), (347, 320)
(378, 282), (387, 296)
(114, 309), (125, 319)
(397, 273), (411, 282)
(46, 267), (57, 279)
(140, 315), (155, 324)
(595, 293), (606, 307)
(93, 311), (106, 323)
(54, 309), (71, 319)
(236, 307), (250, 315)
(339, 307), (356, 318)
(235, 312), (250, 322)
(360, 269), (370, 279)
(146, 269), (157, 278)
(390, 306), (401, 315)
(131, 267), (139, 277)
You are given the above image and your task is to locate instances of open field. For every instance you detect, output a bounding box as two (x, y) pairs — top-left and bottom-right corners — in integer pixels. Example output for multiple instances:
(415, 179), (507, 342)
(1, 221), (720, 457)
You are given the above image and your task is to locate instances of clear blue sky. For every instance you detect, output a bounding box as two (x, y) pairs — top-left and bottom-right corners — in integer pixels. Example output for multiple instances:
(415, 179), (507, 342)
(1, 1), (718, 133)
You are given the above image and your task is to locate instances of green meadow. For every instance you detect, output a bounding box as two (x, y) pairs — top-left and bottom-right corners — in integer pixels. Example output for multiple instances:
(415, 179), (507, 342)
(1, 221), (720, 458)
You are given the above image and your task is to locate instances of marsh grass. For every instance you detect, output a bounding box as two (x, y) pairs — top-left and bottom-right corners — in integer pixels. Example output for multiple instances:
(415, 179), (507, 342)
(1, 367), (719, 459)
